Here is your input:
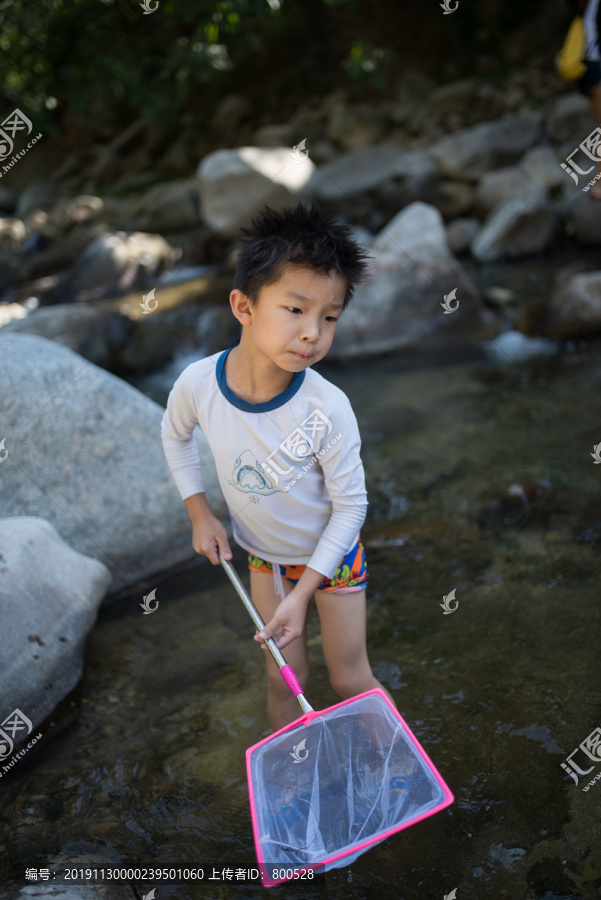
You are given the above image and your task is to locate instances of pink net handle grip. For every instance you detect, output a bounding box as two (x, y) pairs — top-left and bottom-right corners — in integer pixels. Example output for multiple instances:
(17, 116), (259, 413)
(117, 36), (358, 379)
(280, 664), (303, 697)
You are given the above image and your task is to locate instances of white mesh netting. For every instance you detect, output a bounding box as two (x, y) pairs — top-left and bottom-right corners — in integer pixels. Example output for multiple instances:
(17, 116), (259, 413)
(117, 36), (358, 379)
(249, 693), (447, 873)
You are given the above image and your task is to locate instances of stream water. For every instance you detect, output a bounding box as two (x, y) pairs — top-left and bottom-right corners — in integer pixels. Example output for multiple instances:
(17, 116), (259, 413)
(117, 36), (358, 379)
(1, 255), (601, 900)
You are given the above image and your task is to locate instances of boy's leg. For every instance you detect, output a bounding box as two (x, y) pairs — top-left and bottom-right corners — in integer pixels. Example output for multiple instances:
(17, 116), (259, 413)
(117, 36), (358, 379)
(314, 588), (396, 707)
(249, 569), (311, 731)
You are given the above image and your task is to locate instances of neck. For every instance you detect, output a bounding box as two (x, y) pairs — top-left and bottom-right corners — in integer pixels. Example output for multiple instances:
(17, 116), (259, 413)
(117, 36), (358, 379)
(227, 336), (294, 403)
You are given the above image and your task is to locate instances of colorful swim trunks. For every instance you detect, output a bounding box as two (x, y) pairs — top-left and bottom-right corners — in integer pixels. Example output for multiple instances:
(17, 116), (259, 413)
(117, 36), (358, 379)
(247, 535), (368, 594)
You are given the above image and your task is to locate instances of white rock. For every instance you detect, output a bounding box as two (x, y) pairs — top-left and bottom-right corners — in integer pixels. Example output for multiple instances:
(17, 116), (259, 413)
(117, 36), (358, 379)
(0, 517), (111, 732)
(520, 146), (564, 191)
(66, 231), (174, 294)
(474, 166), (534, 218)
(430, 113), (543, 180)
(0, 302), (27, 327)
(0, 334), (226, 592)
(471, 182), (556, 263)
(305, 145), (437, 200)
(372, 202), (451, 262)
(197, 147), (314, 235)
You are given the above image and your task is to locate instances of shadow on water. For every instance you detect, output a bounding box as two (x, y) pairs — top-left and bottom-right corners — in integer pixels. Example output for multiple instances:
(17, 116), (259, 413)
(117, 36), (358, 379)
(1, 329), (601, 900)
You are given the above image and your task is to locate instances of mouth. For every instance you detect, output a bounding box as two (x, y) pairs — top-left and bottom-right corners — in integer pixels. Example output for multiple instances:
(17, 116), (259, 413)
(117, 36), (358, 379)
(291, 351), (314, 360)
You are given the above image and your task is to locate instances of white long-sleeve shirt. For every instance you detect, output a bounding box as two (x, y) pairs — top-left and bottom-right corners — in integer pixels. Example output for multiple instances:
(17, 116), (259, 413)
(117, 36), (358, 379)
(160, 345), (368, 579)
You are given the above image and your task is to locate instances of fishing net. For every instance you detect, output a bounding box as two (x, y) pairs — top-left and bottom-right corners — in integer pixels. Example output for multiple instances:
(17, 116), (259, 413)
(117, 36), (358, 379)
(246, 690), (453, 888)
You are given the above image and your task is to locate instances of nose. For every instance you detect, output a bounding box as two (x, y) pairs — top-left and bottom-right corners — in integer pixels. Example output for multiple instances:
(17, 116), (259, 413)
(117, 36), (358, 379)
(300, 317), (320, 343)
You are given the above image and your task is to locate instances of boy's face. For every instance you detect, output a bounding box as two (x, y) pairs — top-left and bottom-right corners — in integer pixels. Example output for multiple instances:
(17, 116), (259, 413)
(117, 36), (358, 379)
(234, 264), (347, 370)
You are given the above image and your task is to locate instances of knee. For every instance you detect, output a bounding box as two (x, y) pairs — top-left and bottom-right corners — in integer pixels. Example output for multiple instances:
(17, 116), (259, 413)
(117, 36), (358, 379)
(330, 668), (372, 701)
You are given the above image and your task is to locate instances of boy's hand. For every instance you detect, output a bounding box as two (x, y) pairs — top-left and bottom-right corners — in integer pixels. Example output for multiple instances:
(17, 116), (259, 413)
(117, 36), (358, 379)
(254, 591), (308, 651)
(192, 513), (232, 565)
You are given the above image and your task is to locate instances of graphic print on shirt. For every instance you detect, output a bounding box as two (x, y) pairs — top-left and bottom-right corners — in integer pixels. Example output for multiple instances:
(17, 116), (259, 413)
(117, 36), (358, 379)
(228, 448), (287, 495)
(226, 408), (333, 497)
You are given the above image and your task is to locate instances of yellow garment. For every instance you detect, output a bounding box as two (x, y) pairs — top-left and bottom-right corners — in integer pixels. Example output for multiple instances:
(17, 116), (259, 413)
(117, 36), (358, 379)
(556, 16), (587, 81)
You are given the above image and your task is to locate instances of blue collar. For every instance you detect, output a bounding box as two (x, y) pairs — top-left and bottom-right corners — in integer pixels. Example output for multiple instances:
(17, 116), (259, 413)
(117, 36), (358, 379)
(216, 345), (306, 412)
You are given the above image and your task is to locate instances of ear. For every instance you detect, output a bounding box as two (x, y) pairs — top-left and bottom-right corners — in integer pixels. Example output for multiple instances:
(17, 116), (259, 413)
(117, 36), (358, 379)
(229, 289), (254, 324)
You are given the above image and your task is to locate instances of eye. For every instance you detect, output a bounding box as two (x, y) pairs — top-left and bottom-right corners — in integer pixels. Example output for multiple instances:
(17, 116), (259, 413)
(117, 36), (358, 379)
(286, 307), (339, 322)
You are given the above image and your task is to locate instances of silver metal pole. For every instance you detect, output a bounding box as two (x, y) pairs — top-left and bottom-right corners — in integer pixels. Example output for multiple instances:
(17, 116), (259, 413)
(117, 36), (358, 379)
(220, 554), (313, 714)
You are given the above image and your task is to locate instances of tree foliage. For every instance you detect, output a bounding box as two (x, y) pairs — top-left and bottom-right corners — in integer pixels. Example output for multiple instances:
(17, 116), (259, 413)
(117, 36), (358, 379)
(0, 0), (553, 134)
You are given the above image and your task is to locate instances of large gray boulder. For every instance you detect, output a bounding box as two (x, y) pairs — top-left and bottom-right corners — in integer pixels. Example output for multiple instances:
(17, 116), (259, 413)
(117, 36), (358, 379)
(132, 179), (199, 232)
(330, 202), (498, 357)
(197, 146), (314, 235)
(0, 517), (111, 736)
(430, 112), (543, 180)
(0, 334), (226, 592)
(64, 231), (175, 298)
(304, 145), (437, 201)
(520, 145), (564, 192)
(471, 182), (556, 263)
(474, 166), (534, 218)
(0, 304), (130, 367)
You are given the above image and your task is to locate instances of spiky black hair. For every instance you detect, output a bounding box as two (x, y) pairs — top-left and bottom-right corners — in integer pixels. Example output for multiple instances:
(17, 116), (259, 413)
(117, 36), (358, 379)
(233, 203), (372, 309)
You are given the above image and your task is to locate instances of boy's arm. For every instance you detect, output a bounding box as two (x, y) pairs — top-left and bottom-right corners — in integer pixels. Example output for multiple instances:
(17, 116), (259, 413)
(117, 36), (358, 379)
(305, 397), (368, 578)
(161, 368), (205, 501)
(253, 575), (318, 651)
(161, 370), (232, 564)
(185, 491), (233, 564)
(184, 491), (212, 523)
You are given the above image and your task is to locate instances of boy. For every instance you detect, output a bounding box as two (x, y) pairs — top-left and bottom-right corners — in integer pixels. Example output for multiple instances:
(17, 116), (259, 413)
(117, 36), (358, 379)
(161, 203), (395, 731)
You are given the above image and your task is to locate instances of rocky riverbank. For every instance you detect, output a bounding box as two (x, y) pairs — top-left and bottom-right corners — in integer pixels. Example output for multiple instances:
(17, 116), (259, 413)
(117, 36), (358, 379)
(3, 65), (601, 744)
